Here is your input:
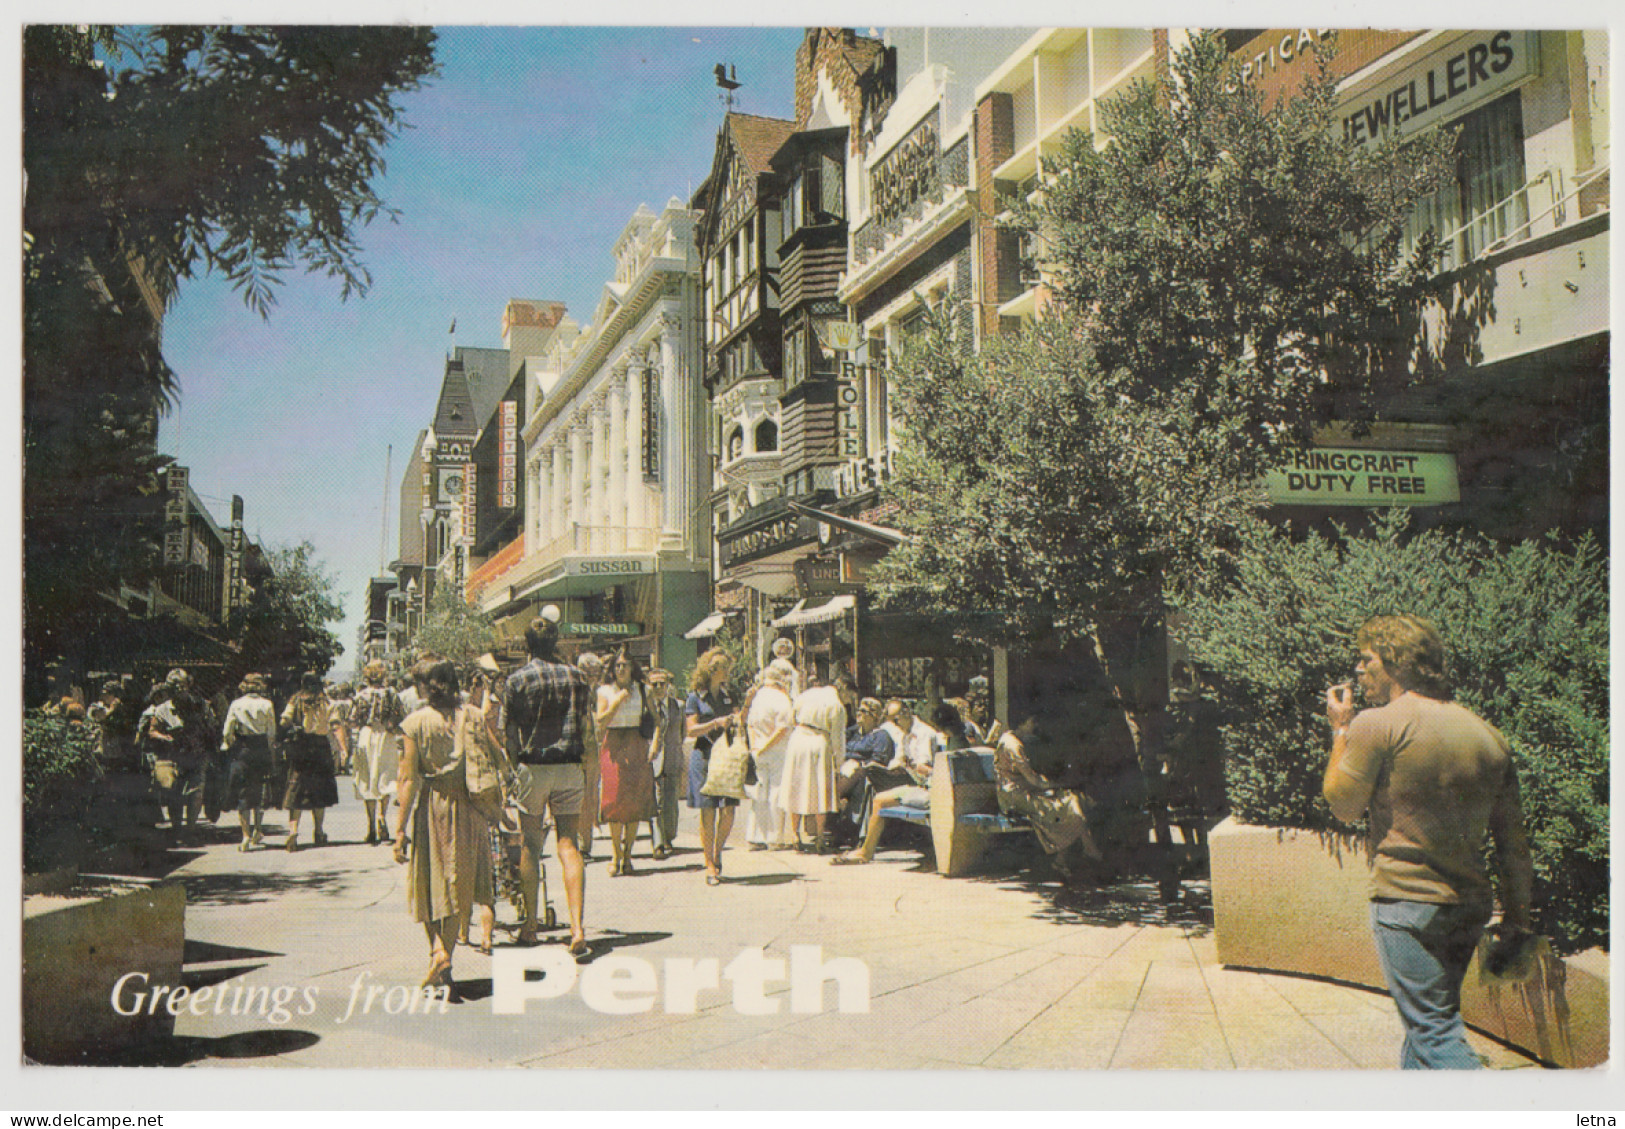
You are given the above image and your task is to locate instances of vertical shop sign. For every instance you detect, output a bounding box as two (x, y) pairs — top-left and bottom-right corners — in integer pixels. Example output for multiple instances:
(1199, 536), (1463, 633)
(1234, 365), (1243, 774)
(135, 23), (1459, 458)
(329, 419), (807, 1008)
(462, 463), (478, 546)
(164, 466), (190, 565)
(498, 400), (518, 508)
(837, 363), (863, 458)
(641, 367), (660, 481)
(226, 495), (246, 612)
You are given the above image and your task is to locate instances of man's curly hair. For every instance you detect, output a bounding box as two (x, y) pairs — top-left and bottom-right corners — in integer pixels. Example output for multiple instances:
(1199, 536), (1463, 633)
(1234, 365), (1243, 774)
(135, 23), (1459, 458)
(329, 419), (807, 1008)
(1356, 614), (1450, 698)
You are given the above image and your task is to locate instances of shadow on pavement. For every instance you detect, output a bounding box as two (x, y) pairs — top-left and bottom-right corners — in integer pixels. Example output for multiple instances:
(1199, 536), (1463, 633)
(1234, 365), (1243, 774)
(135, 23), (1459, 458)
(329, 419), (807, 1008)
(182, 963), (269, 991)
(91, 1028), (322, 1066)
(725, 873), (798, 887)
(179, 868), (358, 906)
(574, 929), (673, 964)
(184, 938), (282, 963)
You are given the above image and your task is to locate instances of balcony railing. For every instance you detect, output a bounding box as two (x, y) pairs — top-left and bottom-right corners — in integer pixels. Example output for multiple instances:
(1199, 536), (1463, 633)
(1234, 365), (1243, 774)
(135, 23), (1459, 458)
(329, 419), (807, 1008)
(532, 523), (661, 568)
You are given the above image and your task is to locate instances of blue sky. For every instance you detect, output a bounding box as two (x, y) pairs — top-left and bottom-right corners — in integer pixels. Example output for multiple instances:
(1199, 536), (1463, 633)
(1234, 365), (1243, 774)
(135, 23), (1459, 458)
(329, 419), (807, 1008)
(157, 26), (807, 673)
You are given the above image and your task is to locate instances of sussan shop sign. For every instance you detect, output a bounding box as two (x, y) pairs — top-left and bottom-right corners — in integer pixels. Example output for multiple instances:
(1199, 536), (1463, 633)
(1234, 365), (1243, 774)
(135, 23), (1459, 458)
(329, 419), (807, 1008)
(1266, 449), (1460, 506)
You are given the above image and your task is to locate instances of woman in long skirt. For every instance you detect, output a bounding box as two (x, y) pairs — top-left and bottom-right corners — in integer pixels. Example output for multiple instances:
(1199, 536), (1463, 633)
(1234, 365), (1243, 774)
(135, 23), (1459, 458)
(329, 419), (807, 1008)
(743, 660), (796, 849)
(281, 672), (341, 851)
(219, 674), (278, 851)
(575, 652), (604, 858)
(351, 660), (405, 845)
(596, 651), (656, 876)
(778, 677), (852, 853)
(993, 714), (1102, 880)
(393, 659), (497, 994)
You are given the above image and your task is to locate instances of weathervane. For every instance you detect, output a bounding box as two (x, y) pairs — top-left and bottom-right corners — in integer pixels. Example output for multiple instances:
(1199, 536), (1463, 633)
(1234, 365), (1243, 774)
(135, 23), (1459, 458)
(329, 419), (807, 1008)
(714, 63), (741, 111)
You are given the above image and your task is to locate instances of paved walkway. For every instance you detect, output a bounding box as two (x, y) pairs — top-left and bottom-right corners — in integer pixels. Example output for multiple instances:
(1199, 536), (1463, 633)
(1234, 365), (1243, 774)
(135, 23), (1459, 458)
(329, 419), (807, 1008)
(124, 792), (1538, 1071)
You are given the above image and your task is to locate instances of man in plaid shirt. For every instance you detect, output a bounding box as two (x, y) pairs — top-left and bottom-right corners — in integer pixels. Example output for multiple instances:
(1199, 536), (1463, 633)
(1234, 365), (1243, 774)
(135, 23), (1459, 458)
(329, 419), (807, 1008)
(505, 618), (592, 953)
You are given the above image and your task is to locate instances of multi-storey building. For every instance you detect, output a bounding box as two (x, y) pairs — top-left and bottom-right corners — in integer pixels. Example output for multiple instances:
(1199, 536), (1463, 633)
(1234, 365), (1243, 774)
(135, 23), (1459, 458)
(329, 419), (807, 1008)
(490, 201), (710, 669)
(692, 30), (909, 676)
(1239, 28), (1609, 543)
(772, 27), (1034, 700)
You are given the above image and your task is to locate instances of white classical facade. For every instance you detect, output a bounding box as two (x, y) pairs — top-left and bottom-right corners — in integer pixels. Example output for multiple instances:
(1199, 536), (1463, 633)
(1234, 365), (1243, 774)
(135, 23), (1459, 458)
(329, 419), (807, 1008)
(507, 200), (711, 666)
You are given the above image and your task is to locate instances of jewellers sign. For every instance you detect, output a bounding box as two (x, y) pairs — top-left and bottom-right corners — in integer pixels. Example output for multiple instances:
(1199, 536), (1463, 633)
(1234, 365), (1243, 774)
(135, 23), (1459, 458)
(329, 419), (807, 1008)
(1266, 449), (1460, 506)
(1341, 31), (1537, 149)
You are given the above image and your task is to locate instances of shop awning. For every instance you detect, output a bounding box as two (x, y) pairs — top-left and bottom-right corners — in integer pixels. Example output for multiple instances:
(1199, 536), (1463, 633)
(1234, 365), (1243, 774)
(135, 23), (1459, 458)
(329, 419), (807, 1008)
(784, 500), (910, 547)
(683, 611), (734, 640)
(772, 594), (855, 628)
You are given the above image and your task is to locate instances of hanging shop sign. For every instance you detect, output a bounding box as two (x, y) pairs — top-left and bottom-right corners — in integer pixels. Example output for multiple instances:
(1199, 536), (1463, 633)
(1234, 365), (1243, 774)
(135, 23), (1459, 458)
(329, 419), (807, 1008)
(225, 496), (246, 613)
(461, 463), (477, 546)
(1266, 448), (1460, 506)
(561, 622), (641, 637)
(641, 367), (660, 482)
(1340, 30), (1538, 149)
(794, 557), (862, 598)
(498, 400), (518, 508)
(719, 513), (820, 571)
(836, 362), (863, 460)
(164, 466), (190, 565)
(564, 556), (656, 578)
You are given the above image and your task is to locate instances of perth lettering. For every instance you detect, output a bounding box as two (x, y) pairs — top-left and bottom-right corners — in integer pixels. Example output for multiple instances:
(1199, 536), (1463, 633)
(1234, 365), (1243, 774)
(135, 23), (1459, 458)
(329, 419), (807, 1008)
(492, 945), (871, 1015)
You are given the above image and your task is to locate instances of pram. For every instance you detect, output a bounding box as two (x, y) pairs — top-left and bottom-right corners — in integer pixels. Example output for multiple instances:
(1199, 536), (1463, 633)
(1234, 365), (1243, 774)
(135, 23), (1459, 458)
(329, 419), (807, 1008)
(494, 807), (557, 932)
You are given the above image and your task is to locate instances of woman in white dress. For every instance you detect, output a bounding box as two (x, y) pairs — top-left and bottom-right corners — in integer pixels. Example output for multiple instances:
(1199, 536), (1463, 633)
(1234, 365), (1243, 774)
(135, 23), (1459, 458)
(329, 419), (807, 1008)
(351, 660), (406, 845)
(776, 671), (857, 853)
(743, 660), (797, 850)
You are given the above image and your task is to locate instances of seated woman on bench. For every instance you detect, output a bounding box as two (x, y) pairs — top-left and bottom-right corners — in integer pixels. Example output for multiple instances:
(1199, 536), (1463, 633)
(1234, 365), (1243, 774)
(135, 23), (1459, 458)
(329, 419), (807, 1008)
(830, 714), (938, 866)
(994, 714), (1102, 882)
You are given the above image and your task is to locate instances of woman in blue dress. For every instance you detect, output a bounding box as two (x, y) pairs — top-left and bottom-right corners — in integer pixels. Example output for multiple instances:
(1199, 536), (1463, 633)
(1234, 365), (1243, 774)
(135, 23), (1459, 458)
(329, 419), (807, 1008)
(684, 650), (738, 886)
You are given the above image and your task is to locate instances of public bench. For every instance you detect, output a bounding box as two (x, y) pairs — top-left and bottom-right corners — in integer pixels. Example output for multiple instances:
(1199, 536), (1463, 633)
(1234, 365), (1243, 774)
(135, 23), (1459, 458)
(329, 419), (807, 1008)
(876, 748), (1033, 876)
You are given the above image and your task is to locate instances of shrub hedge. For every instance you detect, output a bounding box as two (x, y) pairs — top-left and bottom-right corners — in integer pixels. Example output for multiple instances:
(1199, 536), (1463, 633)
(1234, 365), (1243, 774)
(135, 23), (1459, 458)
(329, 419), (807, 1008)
(1181, 510), (1608, 953)
(23, 708), (106, 872)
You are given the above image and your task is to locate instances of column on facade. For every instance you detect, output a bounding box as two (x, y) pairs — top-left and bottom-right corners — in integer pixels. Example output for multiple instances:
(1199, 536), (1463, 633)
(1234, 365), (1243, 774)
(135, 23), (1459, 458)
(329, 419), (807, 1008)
(625, 352), (648, 536)
(535, 445), (555, 548)
(568, 423), (587, 558)
(658, 323), (685, 540)
(608, 369), (629, 549)
(527, 449), (545, 550)
(590, 402), (610, 554)
(549, 442), (567, 554)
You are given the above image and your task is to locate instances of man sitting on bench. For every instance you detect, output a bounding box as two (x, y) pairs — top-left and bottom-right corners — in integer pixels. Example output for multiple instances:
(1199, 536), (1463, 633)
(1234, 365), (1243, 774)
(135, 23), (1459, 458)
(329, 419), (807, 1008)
(830, 712), (937, 866)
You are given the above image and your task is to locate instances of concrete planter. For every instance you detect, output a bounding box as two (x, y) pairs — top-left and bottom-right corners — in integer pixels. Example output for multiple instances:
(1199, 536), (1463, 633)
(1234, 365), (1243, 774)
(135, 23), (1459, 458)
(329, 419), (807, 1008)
(23, 875), (186, 1064)
(1209, 816), (1607, 1068)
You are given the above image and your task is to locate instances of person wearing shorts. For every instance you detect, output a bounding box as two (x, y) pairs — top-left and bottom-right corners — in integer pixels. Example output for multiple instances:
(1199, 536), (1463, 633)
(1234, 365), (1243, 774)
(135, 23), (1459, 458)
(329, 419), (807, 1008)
(505, 618), (593, 954)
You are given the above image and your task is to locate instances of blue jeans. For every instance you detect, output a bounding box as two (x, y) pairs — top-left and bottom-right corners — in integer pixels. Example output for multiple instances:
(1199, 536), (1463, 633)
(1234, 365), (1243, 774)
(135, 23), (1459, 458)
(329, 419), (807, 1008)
(1370, 897), (1489, 1069)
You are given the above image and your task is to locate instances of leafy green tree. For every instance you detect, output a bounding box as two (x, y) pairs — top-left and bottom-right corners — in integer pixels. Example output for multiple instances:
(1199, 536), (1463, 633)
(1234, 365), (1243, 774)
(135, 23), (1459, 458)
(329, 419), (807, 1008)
(1182, 510), (1608, 952)
(874, 33), (1456, 819)
(414, 584), (497, 666)
(23, 25), (438, 688)
(236, 542), (346, 682)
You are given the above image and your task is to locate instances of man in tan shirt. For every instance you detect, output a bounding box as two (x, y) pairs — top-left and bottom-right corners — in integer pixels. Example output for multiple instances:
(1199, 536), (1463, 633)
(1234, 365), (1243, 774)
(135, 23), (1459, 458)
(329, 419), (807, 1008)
(1324, 614), (1533, 1070)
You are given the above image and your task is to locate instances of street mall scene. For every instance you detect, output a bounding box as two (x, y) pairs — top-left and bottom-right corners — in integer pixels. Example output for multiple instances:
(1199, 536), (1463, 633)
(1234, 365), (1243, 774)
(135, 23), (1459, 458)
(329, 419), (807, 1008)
(19, 26), (1609, 1077)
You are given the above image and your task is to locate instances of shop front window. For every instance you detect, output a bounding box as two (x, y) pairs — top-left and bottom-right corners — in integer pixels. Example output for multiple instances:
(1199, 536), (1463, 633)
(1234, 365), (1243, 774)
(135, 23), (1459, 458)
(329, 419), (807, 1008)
(1403, 91), (1529, 268)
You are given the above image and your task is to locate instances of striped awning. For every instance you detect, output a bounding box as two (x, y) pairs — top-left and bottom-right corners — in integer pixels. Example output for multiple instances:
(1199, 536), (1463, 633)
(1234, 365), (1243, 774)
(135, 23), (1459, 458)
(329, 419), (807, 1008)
(683, 611), (731, 640)
(772, 594), (855, 628)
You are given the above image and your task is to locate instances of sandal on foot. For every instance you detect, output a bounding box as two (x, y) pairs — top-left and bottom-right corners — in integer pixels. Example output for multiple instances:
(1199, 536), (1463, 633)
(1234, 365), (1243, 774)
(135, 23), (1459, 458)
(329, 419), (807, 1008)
(705, 873), (722, 886)
(830, 854), (872, 866)
(238, 839), (253, 852)
(567, 936), (589, 957)
(285, 835), (299, 853)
